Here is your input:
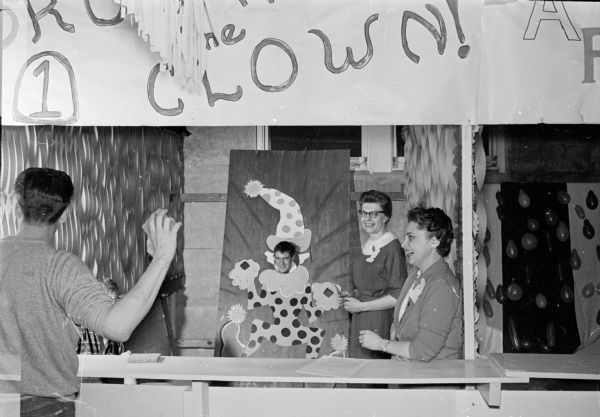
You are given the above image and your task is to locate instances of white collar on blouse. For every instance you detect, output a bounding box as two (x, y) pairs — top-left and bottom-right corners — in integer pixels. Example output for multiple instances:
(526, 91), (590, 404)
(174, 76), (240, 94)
(362, 231), (396, 262)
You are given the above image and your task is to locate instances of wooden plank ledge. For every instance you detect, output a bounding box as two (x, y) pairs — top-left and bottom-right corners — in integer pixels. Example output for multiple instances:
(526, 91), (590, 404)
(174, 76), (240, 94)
(489, 353), (600, 380)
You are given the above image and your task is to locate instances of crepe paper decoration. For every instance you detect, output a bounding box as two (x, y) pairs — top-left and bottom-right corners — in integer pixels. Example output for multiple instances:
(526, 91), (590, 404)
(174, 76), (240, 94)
(575, 205), (586, 219)
(557, 190), (571, 205)
(583, 219), (595, 239)
(518, 189), (531, 208)
(597, 245), (600, 262)
(555, 221), (569, 242)
(506, 283), (523, 301)
(582, 282), (595, 299)
(535, 293), (548, 309)
(527, 218), (539, 231)
(596, 282), (600, 296)
(484, 228), (491, 243)
(483, 299), (493, 318)
(560, 284), (574, 304)
(543, 208), (558, 226)
(508, 317), (520, 351)
(506, 239), (518, 259)
(483, 245), (491, 267)
(521, 233), (538, 250)
(570, 249), (582, 270)
(586, 190), (598, 210)
(229, 259), (260, 291)
(329, 334), (349, 357)
(597, 310), (600, 326)
(495, 284), (506, 304)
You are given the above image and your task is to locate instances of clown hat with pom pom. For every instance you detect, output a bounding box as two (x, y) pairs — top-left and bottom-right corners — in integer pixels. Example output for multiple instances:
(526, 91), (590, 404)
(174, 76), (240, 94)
(244, 180), (312, 252)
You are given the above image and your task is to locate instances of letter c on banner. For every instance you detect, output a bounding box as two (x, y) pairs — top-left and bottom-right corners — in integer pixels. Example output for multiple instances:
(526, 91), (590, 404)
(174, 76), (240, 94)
(251, 38), (298, 92)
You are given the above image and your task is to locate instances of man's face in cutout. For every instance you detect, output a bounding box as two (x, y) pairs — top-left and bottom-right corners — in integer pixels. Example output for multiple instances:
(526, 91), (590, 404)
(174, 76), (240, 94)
(273, 250), (293, 274)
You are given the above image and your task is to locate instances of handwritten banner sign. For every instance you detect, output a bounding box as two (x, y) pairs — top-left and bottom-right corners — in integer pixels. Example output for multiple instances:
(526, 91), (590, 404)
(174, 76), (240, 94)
(1, 0), (599, 126)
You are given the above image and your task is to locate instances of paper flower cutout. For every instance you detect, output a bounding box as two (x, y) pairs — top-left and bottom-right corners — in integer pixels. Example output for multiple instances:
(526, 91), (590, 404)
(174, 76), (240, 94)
(330, 334), (348, 354)
(229, 259), (260, 290)
(311, 282), (341, 311)
(244, 180), (263, 197)
(227, 304), (247, 324)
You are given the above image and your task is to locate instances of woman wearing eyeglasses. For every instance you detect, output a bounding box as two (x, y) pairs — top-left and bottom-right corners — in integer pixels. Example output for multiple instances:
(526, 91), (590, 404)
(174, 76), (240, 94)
(343, 190), (407, 359)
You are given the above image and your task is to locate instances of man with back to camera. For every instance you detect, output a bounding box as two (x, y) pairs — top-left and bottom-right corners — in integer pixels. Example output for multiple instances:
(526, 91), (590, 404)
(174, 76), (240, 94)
(0, 167), (182, 416)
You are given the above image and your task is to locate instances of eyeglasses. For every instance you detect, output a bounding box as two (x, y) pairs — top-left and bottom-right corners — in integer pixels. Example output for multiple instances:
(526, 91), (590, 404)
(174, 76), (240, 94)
(358, 210), (384, 219)
(274, 255), (292, 263)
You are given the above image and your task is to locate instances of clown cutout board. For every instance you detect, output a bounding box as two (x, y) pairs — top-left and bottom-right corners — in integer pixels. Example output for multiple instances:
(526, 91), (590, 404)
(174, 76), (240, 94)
(216, 150), (351, 359)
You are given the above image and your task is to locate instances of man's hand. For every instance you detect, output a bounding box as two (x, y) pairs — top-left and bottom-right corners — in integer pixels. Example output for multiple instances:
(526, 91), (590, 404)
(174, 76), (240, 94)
(144, 208), (182, 263)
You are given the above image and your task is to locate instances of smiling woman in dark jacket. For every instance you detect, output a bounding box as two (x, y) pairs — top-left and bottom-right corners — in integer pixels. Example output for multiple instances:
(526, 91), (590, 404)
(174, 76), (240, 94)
(358, 207), (463, 361)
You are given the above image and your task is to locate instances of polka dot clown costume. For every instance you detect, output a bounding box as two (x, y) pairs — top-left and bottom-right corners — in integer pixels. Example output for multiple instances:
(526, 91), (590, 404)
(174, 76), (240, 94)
(225, 180), (341, 359)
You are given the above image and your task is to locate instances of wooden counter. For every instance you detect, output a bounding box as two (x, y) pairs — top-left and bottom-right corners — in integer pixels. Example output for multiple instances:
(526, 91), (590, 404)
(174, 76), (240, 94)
(489, 353), (600, 380)
(77, 354), (525, 414)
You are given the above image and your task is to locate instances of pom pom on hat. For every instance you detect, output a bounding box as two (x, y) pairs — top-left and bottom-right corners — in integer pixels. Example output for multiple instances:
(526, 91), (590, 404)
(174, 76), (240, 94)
(244, 180), (264, 198)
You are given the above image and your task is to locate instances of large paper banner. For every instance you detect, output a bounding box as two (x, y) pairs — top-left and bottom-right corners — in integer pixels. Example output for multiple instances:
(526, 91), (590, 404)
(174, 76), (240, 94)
(477, 1), (600, 123)
(2, 1), (600, 125)
(216, 150), (350, 359)
(2, 0), (480, 125)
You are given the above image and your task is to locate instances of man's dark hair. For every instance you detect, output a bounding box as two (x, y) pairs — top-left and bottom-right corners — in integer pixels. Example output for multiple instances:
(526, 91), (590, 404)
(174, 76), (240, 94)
(273, 241), (297, 258)
(407, 207), (454, 257)
(359, 190), (393, 219)
(15, 167), (74, 225)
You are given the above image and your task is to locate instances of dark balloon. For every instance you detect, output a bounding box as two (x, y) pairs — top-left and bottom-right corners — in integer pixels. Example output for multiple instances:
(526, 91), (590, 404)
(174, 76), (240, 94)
(535, 293), (548, 309)
(508, 317), (520, 351)
(506, 239), (518, 259)
(536, 337), (551, 353)
(507, 283), (523, 301)
(574, 205), (586, 219)
(483, 299), (493, 318)
(485, 228), (491, 243)
(560, 284), (574, 304)
(527, 218), (539, 232)
(496, 205), (506, 221)
(556, 221), (569, 242)
(495, 191), (505, 206)
(586, 190), (598, 210)
(486, 279), (496, 299)
(543, 208), (558, 226)
(557, 263), (564, 282)
(583, 219), (595, 239)
(582, 282), (595, 298)
(546, 322), (556, 348)
(597, 310), (600, 326)
(496, 284), (506, 304)
(570, 249), (581, 270)
(521, 233), (538, 250)
(518, 189), (531, 208)
(557, 190), (571, 205)
(545, 232), (553, 252)
(521, 338), (532, 350)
